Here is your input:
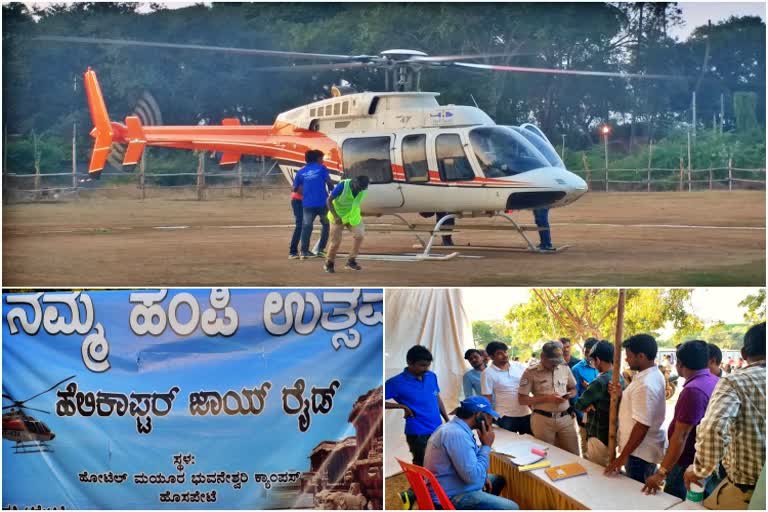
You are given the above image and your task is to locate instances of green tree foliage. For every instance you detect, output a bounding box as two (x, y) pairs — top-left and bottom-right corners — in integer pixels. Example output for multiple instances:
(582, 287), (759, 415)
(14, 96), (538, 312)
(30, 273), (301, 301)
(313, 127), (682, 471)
(739, 289), (766, 324)
(734, 92), (759, 133)
(695, 322), (749, 350)
(471, 320), (524, 358)
(503, 288), (703, 347)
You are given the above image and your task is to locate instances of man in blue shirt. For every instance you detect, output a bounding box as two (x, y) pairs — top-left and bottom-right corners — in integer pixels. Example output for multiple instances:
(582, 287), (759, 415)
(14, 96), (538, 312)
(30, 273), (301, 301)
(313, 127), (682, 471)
(462, 348), (486, 398)
(571, 338), (600, 456)
(424, 396), (519, 510)
(293, 149), (334, 259)
(385, 345), (450, 466)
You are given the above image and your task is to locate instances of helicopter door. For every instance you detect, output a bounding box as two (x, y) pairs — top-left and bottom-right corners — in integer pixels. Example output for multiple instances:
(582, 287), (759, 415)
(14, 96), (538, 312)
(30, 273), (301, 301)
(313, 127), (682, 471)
(341, 135), (404, 209)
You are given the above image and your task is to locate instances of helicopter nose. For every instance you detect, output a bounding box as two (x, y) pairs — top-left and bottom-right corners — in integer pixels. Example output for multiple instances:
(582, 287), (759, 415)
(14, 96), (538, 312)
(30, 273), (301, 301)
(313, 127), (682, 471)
(50, 433), (55, 440)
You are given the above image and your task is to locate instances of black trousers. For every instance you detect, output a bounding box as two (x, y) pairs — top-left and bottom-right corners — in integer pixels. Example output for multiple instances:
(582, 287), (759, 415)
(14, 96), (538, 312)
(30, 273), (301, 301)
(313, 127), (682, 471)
(405, 433), (432, 466)
(497, 414), (533, 435)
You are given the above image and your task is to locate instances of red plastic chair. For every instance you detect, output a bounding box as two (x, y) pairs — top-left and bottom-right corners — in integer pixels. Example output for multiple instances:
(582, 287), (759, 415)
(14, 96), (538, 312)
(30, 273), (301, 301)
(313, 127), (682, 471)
(396, 458), (456, 510)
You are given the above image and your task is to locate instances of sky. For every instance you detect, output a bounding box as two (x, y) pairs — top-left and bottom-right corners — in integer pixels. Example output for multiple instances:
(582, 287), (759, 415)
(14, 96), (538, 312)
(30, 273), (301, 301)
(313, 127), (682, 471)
(462, 287), (761, 325)
(671, 2), (766, 39)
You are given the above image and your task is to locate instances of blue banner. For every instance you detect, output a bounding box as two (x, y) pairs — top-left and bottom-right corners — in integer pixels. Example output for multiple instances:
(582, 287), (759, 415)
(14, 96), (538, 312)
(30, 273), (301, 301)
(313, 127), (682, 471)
(2, 289), (383, 509)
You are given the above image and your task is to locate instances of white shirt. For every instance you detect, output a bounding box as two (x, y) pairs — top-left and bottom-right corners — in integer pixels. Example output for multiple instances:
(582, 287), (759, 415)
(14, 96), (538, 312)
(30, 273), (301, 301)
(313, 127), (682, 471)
(481, 362), (532, 418)
(618, 365), (667, 463)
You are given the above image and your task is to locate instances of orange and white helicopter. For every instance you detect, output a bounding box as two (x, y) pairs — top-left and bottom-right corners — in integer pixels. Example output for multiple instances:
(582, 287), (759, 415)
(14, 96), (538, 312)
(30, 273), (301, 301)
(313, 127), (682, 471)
(3, 375), (75, 454)
(41, 37), (677, 259)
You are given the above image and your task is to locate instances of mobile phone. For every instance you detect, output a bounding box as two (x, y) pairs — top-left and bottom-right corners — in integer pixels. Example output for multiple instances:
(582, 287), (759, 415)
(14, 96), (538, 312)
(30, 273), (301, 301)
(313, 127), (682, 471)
(476, 413), (487, 430)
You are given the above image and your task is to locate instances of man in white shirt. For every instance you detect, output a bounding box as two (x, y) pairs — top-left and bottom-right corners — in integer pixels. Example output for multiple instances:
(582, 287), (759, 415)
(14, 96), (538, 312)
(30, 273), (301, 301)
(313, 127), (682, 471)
(605, 334), (667, 484)
(481, 341), (533, 434)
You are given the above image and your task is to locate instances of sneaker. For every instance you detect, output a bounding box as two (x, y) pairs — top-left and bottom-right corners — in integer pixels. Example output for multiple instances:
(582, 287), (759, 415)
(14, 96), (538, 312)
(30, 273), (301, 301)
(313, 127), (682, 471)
(288, 253), (300, 260)
(323, 261), (335, 273)
(442, 236), (455, 246)
(315, 250), (327, 258)
(399, 490), (415, 510)
(345, 258), (362, 271)
(300, 251), (316, 260)
(537, 244), (556, 252)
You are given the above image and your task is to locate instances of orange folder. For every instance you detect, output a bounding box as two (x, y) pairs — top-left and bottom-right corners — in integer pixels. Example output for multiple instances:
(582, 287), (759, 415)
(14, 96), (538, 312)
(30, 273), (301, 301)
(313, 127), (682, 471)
(544, 462), (588, 481)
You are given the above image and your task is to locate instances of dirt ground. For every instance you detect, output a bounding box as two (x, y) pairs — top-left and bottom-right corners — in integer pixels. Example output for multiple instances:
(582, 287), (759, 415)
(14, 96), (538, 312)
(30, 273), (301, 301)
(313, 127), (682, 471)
(3, 188), (765, 287)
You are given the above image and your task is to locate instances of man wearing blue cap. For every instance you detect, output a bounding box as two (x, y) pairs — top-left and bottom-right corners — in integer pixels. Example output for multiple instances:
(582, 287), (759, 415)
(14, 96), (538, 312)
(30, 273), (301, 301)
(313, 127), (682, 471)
(424, 396), (519, 510)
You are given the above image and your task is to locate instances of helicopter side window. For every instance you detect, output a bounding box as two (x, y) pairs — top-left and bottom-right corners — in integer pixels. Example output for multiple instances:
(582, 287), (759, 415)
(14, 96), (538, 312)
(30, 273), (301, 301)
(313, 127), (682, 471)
(436, 134), (475, 181)
(401, 134), (429, 183)
(342, 136), (392, 184)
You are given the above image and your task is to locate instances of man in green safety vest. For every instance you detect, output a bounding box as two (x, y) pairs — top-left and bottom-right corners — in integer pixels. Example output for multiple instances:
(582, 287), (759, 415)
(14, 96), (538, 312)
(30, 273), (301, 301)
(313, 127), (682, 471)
(324, 176), (370, 273)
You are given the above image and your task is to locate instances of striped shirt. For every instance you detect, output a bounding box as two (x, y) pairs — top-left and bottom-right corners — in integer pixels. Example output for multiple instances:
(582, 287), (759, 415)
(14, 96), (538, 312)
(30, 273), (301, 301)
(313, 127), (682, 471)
(692, 361), (766, 485)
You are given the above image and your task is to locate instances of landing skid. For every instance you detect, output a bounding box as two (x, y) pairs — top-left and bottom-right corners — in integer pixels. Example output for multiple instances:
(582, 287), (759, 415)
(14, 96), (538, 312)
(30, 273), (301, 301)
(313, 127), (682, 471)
(14, 442), (53, 454)
(426, 244), (572, 253)
(376, 212), (568, 259)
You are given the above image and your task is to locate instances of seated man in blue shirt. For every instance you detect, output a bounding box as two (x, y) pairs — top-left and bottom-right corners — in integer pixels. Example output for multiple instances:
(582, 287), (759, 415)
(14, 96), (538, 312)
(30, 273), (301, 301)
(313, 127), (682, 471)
(570, 337), (600, 457)
(424, 396), (519, 510)
(385, 345), (449, 466)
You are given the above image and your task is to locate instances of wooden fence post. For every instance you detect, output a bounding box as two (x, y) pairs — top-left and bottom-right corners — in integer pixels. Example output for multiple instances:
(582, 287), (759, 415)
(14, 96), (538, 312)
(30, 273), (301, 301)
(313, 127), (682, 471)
(33, 131), (41, 199)
(197, 152), (205, 201)
(582, 153), (591, 190)
(139, 151), (146, 200)
(728, 158), (733, 191)
(238, 161), (244, 199)
(647, 140), (653, 192)
(679, 158), (684, 192)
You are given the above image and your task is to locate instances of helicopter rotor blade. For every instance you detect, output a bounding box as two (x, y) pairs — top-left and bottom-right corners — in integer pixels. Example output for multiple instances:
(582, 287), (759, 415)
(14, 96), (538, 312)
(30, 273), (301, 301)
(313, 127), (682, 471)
(3, 393), (16, 401)
(18, 405), (51, 415)
(452, 62), (683, 80)
(14, 375), (76, 406)
(34, 36), (362, 61)
(408, 51), (533, 63)
(252, 61), (375, 72)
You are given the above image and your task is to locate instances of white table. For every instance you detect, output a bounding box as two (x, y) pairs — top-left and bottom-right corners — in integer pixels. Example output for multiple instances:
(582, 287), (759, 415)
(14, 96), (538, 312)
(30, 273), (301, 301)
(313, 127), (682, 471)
(491, 427), (684, 510)
(385, 431), (414, 478)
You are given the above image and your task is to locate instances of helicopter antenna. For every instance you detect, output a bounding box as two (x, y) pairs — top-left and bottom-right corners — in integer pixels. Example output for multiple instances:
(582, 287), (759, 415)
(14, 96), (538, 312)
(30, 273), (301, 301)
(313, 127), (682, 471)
(470, 94), (479, 108)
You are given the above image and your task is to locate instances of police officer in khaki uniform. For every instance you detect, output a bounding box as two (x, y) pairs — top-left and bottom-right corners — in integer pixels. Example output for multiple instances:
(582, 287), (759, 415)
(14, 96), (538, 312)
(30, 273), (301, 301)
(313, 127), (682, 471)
(518, 340), (580, 455)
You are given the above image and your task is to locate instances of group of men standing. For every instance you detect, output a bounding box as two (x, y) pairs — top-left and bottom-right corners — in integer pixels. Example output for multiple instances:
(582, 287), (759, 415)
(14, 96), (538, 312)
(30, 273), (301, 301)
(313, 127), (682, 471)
(386, 322), (765, 510)
(288, 149), (369, 273)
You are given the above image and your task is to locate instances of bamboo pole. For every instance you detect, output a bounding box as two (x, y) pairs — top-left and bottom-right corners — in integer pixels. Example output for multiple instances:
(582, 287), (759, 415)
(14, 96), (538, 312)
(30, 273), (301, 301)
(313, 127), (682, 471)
(607, 289), (626, 464)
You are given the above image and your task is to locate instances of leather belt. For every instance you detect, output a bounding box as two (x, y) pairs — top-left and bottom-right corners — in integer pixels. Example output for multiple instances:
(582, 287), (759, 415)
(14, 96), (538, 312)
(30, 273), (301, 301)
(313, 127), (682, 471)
(727, 476), (756, 492)
(533, 409), (571, 419)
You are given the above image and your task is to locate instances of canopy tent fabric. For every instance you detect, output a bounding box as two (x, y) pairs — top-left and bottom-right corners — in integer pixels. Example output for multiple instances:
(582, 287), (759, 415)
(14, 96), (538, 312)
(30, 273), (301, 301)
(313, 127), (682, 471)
(384, 288), (475, 476)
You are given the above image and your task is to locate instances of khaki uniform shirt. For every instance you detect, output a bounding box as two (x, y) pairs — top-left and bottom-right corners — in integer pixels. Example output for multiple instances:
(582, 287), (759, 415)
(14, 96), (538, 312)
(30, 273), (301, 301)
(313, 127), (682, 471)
(518, 362), (576, 413)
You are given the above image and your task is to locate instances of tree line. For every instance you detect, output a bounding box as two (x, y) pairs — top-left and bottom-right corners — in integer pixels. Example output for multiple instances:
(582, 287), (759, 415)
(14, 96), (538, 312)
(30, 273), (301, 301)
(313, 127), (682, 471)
(2, 2), (765, 174)
(471, 288), (766, 358)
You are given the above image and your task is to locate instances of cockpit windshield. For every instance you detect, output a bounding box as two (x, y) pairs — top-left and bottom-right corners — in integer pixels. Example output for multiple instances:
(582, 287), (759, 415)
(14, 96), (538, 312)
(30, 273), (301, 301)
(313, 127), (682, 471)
(469, 126), (550, 178)
(513, 126), (566, 169)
